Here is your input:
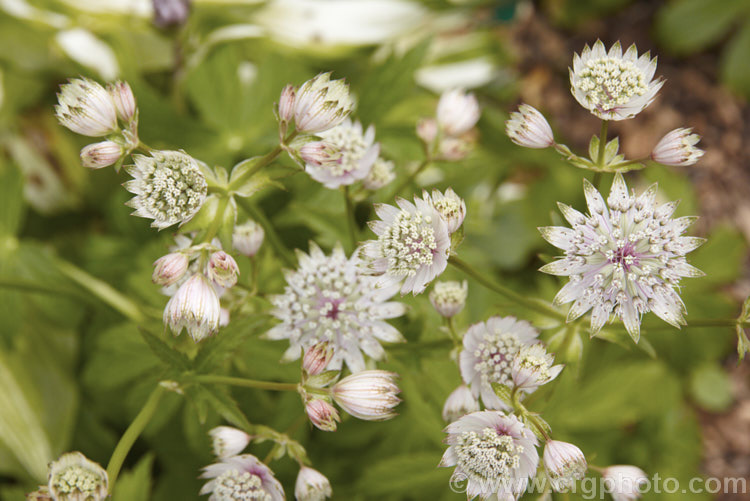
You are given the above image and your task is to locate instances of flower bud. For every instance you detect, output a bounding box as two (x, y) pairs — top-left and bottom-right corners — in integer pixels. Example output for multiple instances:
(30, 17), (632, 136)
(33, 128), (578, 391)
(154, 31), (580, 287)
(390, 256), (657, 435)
(295, 466), (332, 501)
(207, 251), (239, 288)
(25, 487), (52, 500)
(441, 384), (478, 422)
(209, 426), (251, 459)
(47, 452), (108, 501)
(107, 81), (136, 123)
(429, 280), (468, 318)
(303, 342), (334, 376)
(277, 84), (296, 123)
(55, 78), (118, 137)
(428, 188), (466, 234)
(602, 465), (648, 501)
(362, 157), (395, 191)
(233, 220), (265, 257)
(332, 370), (400, 421)
(416, 118), (438, 144)
(299, 141), (342, 167)
(511, 343), (563, 392)
(152, 252), (189, 286)
(438, 136), (472, 161)
(543, 440), (587, 491)
(163, 273), (221, 342)
(650, 128), (704, 166)
(305, 398), (340, 432)
(292, 73), (354, 133)
(436, 89), (480, 137)
(153, 0), (190, 28)
(505, 104), (555, 149)
(80, 140), (123, 169)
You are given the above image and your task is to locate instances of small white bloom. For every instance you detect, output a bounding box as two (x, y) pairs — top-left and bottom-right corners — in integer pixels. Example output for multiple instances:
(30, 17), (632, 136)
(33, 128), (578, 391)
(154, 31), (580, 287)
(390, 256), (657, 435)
(332, 370), (401, 421)
(233, 220), (265, 257)
(267, 242), (405, 372)
(459, 316), (540, 409)
(360, 194), (451, 295)
(429, 280), (468, 318)
(55, 77), (118, 137)
(602, 465), (648, 501)
(511, 343), (563, 392)
(299, 141), (341, 168)
(292, 73), (354, 133)
(209, 426), (251, 459)
(362, 157), (395, 191)
(416, 118), (438, 144)
(305, 398), (340, 432)
(200, 454), (285, 501)
(80, 140), (123, 169)
(570, 40), (663, 121)
(539, 173), (705, 341)
(152, 252), (189, 286)
(437, 136), (473, 161)
(124, 150), (208, 229)
(651, 128), (704, 166)
(47, 451), (108, 501)
(505, 104), (554, 149)
(295, 466), (332, 501)
(302, 342), (335, 376)
(277, 84), (296, 123)
(543, 440), (587, 492)
(426, 188), (466, 234)
(164, 273), (221, 342)
(436, 89), (480, 136)
(442, 384), (479, 423)
(207, 251), (240, 288)
(107, 81), (136, 123)
(440, 411), (539, 500)
(306, 119), (380, 189)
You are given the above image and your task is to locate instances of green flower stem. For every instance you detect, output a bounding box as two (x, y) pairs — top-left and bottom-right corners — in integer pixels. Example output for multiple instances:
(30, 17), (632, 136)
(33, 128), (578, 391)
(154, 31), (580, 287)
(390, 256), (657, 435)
(448, 255), (565, 321)
(592, 171), (603, 189)
(234, 197), (295, 268)
(392, 157), (432, 197)
(136, 141), (153, 154)
(228, 131), (299, 192)
(511, 387), (550, 441)
(55, 258), (146, 323)
(0, 278), (89, 302)
(597, 120), (608, 167)
(200, 195), (229, 244)
(446, 317), (461, 347)
(343, 185), (358, 251)
(106, 386), (165, 493)
(192, 374), (299, 392)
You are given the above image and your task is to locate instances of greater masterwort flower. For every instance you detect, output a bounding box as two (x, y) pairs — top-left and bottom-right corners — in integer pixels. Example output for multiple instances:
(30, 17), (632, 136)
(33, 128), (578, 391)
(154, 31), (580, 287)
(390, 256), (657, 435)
(505, 104), (555, 149)
(436, 89), (481, 137)
(363, 158), (395, 191)
(442, 384), (479, 423)
(651, 128), (704, 166)
(510, 343), (563, 392)
(200, 454), (284, 501)
(360, 195), (451, 295)
(570, 41), (662, 121)
(430, 280), (468, 318)
(55, 78), (118, 137)
(543, 440), (587, 492)
(164, 273), (221, 342)
(305, 119), (380, 189)
(210, 426), (251, 459)
(602, 465), (648, 501)
(440, 411), (539, 500)
(539, 174), (704, 341)
(426, 188), (466, 234)
(459, 316), (540, 409)
(267, 242), (406, 372)
(124, 150), (208, 229)
(332, 370), (401, 421)
(292, 73), (354, 133)
(233, 220), (265, 257)
(295, 466), (332, 501)
(47, 451), (108, 501)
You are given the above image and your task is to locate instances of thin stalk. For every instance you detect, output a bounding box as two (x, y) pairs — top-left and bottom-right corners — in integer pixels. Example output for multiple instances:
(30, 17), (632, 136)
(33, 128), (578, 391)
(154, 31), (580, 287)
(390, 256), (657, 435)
(228, 131), (298, 192)
(343, 185), (358, 251)
(234, 197), (295, 268)
(592, 172), (603, 189)
(0, 278), (89, 302)
(392, 157), (431, 197)
(446, 317), (461, 347)
(193, 374), (299, 392)
(597, 120), (608, 167)
(106, 386), (165, 493)
(201, 195), (229, 243)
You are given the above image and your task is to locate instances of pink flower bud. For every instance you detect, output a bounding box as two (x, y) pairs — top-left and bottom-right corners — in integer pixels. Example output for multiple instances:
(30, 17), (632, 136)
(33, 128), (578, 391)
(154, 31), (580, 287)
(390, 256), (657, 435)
(437, 89), (480, 137)
(602, 465), (648, 501)
(207, 251), (239, 288)
(163, 273), (221, 342)
(277, 84), (296, 123)
(302, 342), (334, 376)
(506, 104), (554, 149)
(305, 399), (340, 432)
(108, 81), (136, 123)
(299, 141), (341, 168)
(233, 220), (264, 257)
(416, 118), (438, 144)
(152, 252), (189, 286)
(209, 426), (251, 459)
(332, 370), (400, 421)
(651, 128), (704, 166)
(543, 440), (587, 492)
(295, 466), (332, 501)
(80, 140), (123, 169)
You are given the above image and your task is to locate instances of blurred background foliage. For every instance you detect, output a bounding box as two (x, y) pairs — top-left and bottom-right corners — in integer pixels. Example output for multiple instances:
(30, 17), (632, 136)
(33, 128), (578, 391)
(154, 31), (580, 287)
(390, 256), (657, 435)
(0, 0), (747, 500)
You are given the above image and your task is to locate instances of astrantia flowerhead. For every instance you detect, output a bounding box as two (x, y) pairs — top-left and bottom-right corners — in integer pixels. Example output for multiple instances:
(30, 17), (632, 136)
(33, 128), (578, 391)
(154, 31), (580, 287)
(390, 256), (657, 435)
(459, 316), (540, 409)
(47, 451), (108, 501)
(362, 157), (395, 191)
(266, 242), (406, 372)
(200, 454), (284, 501)
(543, 440), (587, 492)
(80, 140), (123, 169)
(505, 104), (555, 149)
(292, 73), (354, 134)
(55, 78), (118, 137)
(442, 384), (479, 423)
(164, 273), (221, 342)
(539, 173), (705, 341)
(436, 89), (480, 137)
(426, 188), (466, 235)
(602, 465), (648, 501)
(429, 280), (468, 318)
(510, 343), (563, 392)
(306, 119), (380, 189)
(440, 411), (539, 500)
(570, 41), (663, 121)
(332, 370), (401, 421)
(651, 128), (704, 166)
(360, 195), (451, 295)
(295, 466), (332, 501)
(124, 150), (208, 229)
(233, 220), (265, 257)
(210, 426), (251, 459)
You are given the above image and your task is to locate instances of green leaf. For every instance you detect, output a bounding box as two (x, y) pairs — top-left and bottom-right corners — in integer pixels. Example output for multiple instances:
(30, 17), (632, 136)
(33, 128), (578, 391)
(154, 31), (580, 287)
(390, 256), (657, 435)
(721, 19), (750, 97)
(736, 324), (750, 361)
(0, 160), (23, 237)
(603, 137), (620, 165)
(356, 453), (449, 498)
(138, 328), (192, 371)
(689, 363), (733, 412)
(194, 384), (252, 430)
(490, 382), (512, 406)
(656, 0), (749, 54)
(112, 453), (154, 501)
(588, 135), (599, 163)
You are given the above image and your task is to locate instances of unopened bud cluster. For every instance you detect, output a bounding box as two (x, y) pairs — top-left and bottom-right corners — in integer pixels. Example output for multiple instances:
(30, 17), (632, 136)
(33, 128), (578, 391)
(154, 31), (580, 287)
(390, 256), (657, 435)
(417, 89), (480, 161)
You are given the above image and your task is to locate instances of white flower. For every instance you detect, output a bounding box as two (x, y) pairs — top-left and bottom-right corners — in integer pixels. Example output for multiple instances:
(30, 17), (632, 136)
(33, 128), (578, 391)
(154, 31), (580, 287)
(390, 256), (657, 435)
(543, 440), (587, 492)
(305, 398), (340, 432)
(302, 342), (335, 376)
(295, 467), (332, 501)
(152, 252), (189, 286)
(332, 370), (401, 421)
(539, 173), (705, 341)
(416, 118), (438, 144)
(602, 465), (648, 501)
(233, 220), (265, 257)
(459, 316), (540, 409)
(47, 452), (108, 501)
(200, 454), (284, 501)
(442, 384), (479, 423)
(209, 427), (251, 459)
(207, 251), (240, 288)
(124, 150), (208, 229)
(651, 128), (704, 166)
(306, 119), (380, 189)
(360, 195), (451, 295)
(439, 411), (539, 500)
(426, 188), (466, 234)
(80, 140), (123, 169)
(437, 89), (480, 136)
(510, 343), (563, 392)
(570, 40), (663, 121)
(107, 81), (136, 123)
(266, 242), (406, 372)
(55, 77), (118, 137)
(362, 157), (395, 191)
(164, 273), (221, 342)
(505, 104), (554, 149)
(429, 280), (468, 318)
(292, 73), (354, 133)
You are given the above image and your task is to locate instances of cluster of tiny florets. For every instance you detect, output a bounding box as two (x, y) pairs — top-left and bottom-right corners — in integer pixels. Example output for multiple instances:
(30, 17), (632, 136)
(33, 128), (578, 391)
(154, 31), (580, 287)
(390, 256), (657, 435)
(211, 469), (270, 501)
(575, 57), (647, 110)
(455, 428), (522, 485)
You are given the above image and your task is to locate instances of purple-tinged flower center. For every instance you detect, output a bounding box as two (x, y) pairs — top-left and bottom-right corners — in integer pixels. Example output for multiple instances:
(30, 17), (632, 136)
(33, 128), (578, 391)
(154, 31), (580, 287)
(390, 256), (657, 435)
(609, 243), (639, 271)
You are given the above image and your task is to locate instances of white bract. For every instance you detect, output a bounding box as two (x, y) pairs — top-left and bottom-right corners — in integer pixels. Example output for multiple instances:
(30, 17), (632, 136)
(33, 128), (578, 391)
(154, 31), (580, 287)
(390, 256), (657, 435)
(427, 188), (466, 234)
(543, 440), (587, 492)
(163, 273), (221, 342)
(292, 73), (354, 133)
(233, 220), (265, 257)
(539, 173), (704, 341)
(295, 466), (332, 501)
(210, 427), (251, 459)
(442, 384), (479, 423)
(505, 104), (554, 149)
(651, 128), (704, 166)
(332, 370), (401, 421)
(108, 80), (136, 123)
(55, 77), (118, 137)
(362, 157), (395, 190)
(200, 454), (285, 501)
(510, 343), (563, 392)
(306, 119), (380, 189)
(47, 451), (108, 501)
